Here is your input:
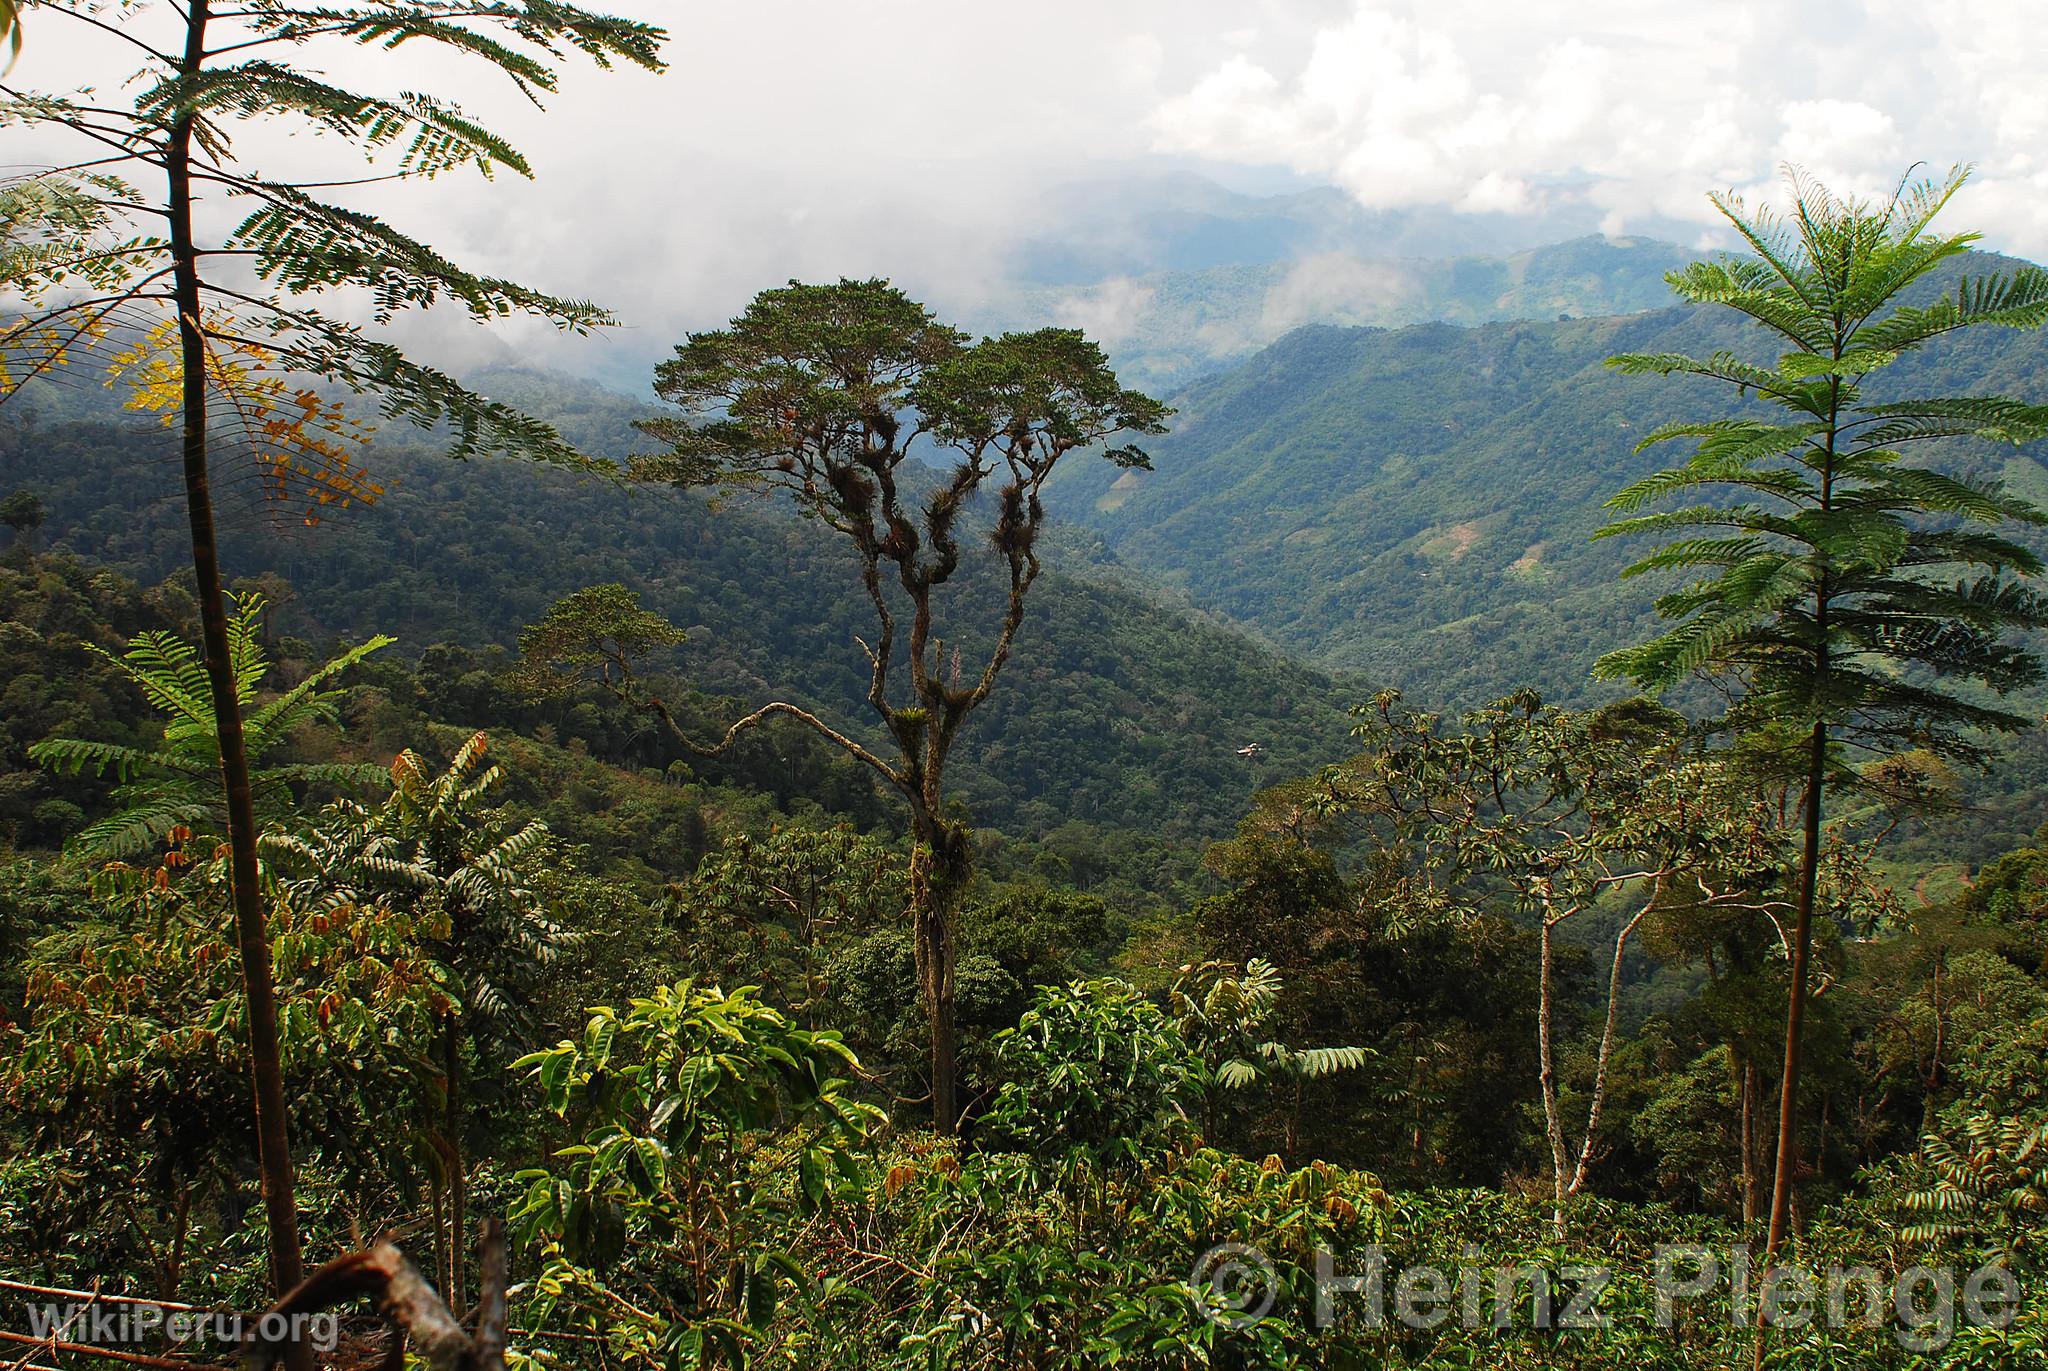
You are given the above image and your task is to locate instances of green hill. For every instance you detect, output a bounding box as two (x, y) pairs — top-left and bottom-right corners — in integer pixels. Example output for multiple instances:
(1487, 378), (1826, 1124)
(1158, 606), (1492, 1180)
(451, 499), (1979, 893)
(1046, 254), (2048, 708)
(0, 373), (1355, 845)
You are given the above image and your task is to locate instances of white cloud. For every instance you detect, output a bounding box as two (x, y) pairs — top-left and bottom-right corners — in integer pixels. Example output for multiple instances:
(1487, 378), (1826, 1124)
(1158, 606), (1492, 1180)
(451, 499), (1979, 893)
(1052, 278), (1159, 346)
(11, 0), (1217, 382)
(1775, 99), (1903, 188)
(14, 0), (2048, 392)
(1460, 172), (1534, 216)
(1148, 0), (2048, 254)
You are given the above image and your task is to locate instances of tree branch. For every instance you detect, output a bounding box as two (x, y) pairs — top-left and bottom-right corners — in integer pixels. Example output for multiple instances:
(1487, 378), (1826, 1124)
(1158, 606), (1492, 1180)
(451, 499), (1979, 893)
(645, 694), (905, 790)
(250, 1222), (507, 1371)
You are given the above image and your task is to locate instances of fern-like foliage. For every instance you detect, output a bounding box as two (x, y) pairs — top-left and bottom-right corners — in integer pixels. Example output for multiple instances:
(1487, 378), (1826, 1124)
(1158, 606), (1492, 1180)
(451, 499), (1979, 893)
(1169, 958), (1371, 1105)
(0, 0), (669, 494)
(29, 593), (390, 861)
(1895, 1012), (2048, 1261)
(1901, 1114), (2048, 1260)
(268, 730), (574, 1055)
(1596, 165), (2048, 767)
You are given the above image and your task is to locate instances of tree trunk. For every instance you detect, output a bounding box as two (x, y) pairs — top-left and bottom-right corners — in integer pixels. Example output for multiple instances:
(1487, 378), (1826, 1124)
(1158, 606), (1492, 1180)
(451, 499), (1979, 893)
(909, 813), (966, 1134)
(1764, 718), (1825, 1258)
(428, 1174), (446, 1307)
(1565, 904), (1652, 1204)
(167, 0), (305, 1317)
(1536, 899), (1635, 1238)
(1739, 1056), (1759, 1225)
(1922, 946), (1948, 1133)
(1755, 718), (1826, 1370)
(1537, 915), (1570, 1237)
(443, 1018), (466, 1307)
(161, 1183), (193, 1305)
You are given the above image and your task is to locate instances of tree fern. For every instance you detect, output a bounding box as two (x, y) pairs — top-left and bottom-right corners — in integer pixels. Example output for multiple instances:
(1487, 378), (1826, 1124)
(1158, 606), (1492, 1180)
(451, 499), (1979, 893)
(30, 594), (389, 861)
(1596, 164), (2048, 1266)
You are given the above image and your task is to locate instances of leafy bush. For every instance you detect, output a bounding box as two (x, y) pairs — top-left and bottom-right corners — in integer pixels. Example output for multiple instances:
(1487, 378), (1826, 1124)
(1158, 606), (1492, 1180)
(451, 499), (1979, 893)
(511, 982), (884, 1367)
(983, 977), (1201, 1169)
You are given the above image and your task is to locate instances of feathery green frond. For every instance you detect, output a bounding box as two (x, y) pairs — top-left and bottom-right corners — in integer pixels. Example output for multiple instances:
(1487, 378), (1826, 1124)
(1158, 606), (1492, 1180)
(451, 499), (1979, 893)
(1617, 536), (1766, 578)
(32, 597), (387, 861)
(1853, 267), (2048, 353)
(1850, 397), (2048, 449)
(1597, 165), (2048, 760)
(1605, 350), (1799, 401)
(144, 63), (532, 178)
(1662, 257), (1831, 350)
(244, 632), (396, 738)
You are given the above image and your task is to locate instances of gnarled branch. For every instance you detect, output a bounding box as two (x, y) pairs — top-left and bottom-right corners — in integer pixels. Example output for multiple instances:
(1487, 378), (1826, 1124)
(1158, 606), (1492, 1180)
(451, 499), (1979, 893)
(647, 694), (907, 791)
(248, 1221), (506, 1371)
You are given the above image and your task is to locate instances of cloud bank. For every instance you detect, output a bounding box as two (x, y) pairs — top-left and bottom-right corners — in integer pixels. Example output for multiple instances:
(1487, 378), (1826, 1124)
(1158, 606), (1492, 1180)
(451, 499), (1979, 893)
(17, 0), (2048, 389)
(1148, 0), (2048, 253)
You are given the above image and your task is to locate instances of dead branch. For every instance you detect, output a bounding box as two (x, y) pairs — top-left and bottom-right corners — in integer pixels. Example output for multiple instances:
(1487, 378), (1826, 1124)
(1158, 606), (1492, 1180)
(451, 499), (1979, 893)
(247, 1222), (507, 1371)
(646, 694), (906, 790)
(0, 1332), (231, 1371)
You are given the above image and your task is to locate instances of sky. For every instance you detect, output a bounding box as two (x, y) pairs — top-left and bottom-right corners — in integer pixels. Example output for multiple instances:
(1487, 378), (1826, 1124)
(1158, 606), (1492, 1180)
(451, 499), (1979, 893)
(19, 0), (2048, 382)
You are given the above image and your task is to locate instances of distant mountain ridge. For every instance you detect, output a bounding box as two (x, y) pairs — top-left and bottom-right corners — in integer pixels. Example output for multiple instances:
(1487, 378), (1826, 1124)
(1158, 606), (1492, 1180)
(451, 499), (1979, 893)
(1002, 171), (1702, 284)
(977, 234), (1695, 392)
(1044, 251), (2048, 709)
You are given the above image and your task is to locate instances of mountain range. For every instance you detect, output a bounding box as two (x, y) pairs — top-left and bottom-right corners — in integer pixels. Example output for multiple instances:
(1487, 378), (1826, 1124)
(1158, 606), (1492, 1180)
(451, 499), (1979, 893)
(979, 234), (1695, 393)
(10, 227), (2048, 862)
(1045, 251), (2048, 708)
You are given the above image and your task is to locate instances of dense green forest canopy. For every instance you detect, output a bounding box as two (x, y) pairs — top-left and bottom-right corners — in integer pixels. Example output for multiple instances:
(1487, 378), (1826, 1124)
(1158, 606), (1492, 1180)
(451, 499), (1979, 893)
(5, 134), (2048, 1371)
(1049, 250), (2048, 707)
(0, 372), (1351, 847)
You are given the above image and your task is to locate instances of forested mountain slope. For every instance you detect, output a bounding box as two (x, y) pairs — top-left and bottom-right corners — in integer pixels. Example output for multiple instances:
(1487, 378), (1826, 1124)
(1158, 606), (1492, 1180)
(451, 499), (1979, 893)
(1048, 252), (2048, 708)
(0, 378), (1353, 843)
(981, 234), (1694, 392)
(17, 255), (2048, 852)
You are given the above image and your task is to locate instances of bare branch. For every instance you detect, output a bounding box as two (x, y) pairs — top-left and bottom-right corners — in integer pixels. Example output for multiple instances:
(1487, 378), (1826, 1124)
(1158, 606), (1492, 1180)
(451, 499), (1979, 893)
(648, 695), (906, 791)
(251, 1222), (508, 1371)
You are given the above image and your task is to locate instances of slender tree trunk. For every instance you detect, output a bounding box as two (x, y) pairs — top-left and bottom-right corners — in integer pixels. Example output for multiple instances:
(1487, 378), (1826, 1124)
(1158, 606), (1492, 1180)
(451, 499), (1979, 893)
(443, 1019), (466, 1306)
(167, 0), (305, 1314)
(1537, 915), (1570, 1237)
(1740, 1056), (1758, 1225)
(1922, 947), (1948, 1133)
(1814, 1097), (1831, 1190)
(1764, 718), (1825, 1258)
(428, 1174), (446, 1298)
(1566, 904), (1652, 1202)
(909, 811), (964, 1134)
(1537, 900), (1648, 1237)
(1755, 717), (1826, 1371)
(162, 1183), (193, 1305)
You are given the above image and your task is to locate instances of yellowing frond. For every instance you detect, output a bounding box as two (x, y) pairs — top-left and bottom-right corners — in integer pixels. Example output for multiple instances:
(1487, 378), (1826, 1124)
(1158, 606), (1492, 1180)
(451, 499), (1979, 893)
(101, 311), (385, 525)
